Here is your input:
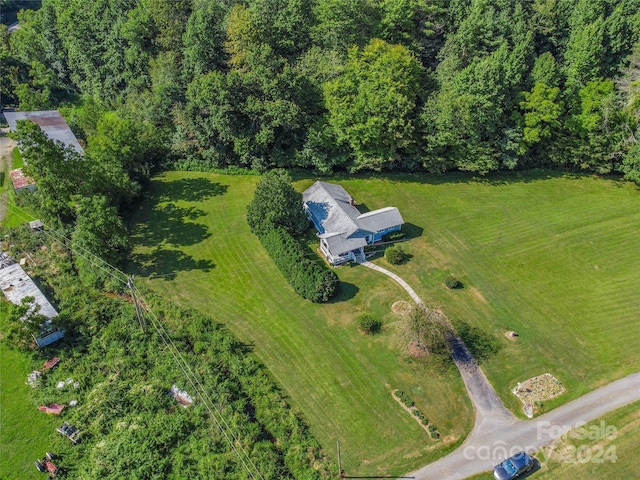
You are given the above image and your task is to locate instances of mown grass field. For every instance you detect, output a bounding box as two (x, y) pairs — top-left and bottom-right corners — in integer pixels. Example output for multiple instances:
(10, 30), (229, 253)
(336, 171), (640, 417)
(127, 172), (473, 476)
(128, 170), (640, 475)
(466, 400), (640, 479)
(0, 344), (61, 480)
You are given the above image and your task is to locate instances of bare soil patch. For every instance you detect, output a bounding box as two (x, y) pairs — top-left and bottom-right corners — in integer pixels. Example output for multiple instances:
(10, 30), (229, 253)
(407, 341), (428, 358)
(512, 373), (565, 418)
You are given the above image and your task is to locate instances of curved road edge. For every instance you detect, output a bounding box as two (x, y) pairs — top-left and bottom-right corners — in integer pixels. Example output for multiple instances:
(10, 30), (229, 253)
(356, 259), (640, 479)
(410, 371), (640, 479)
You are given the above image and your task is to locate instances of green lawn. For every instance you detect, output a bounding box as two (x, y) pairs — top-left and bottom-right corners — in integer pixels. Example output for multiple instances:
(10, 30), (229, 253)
(128, 170), (640, 475)
(466, 400), (640, 479)
(0, 344), (61, 480)
(127, 172), (473, 476)
(0, 146), (37, 229)
(332, 171), (640, 417)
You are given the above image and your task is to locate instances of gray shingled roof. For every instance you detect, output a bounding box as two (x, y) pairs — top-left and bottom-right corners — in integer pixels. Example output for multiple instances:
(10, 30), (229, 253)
(4, 110), (84, 154)
(303, 181), (360, 236)
(303, 181), (404, 256)
(356, 207), (405, 233)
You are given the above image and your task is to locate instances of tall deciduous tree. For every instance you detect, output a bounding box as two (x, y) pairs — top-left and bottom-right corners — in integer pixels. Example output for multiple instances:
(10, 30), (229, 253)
(323, 38), (423, 171)
(11, 119), (83, 223)
(72, 195), (129, 286)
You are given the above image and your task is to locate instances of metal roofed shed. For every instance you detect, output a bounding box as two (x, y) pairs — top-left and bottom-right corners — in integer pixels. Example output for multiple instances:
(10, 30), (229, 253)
(0, 258), (64, 347)
(29, 219), (44, 231)
(9, 168), (36, 192)
(3, 110), (84, 154)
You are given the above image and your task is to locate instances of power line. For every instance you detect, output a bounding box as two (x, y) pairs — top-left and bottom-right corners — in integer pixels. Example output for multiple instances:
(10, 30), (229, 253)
(0, 198), (128, 285)
(0, 198), (266, 480)
(131, 280), (265, 480)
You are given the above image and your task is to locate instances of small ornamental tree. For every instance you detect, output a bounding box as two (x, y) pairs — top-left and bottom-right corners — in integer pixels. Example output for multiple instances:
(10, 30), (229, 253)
(385, 244), (409, 265)
(358, 314), (381, 334)
(399, 305), (449, 357)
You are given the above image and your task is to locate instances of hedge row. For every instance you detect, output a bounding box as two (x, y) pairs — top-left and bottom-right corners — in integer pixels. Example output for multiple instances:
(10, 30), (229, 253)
(395, 390), (415, 408)
(261, 227), (339, 303)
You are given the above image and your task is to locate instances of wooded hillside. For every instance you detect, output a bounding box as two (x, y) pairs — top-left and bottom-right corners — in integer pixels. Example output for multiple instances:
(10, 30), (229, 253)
(2, 0), (640, 179)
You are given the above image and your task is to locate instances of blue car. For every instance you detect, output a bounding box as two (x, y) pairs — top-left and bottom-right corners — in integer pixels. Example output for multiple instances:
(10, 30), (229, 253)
(493, 451), (534, 480)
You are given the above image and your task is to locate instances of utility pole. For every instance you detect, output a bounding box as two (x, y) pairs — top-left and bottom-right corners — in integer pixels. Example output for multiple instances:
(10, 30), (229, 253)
(127, 276), (146, 332)
(337, 440), (343, 478)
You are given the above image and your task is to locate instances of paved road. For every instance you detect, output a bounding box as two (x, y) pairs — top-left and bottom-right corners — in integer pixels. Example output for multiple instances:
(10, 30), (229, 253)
(410, 371), (640, 479)
(358, 259), (640, 479)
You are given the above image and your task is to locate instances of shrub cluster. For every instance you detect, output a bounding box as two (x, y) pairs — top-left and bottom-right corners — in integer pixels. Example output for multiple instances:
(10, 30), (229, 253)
(382, 231), (406, 242)
(395, 390), (440, 438)
(261, 227), (339, 303)
(385, 244), (409, 265)
(395, 390), (415, 408)
(358, 314), (382, 334)
(413, 410), (429, 425)
(445, 275), (463, 289)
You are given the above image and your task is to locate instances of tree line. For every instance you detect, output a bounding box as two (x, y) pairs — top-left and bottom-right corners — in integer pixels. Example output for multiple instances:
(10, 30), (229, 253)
(1, 0), (640, 181)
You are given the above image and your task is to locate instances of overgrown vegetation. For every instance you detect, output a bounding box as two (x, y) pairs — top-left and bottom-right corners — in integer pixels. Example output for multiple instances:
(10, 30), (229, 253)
(247, 170), (338, 302)
(0, 232), (333, 479)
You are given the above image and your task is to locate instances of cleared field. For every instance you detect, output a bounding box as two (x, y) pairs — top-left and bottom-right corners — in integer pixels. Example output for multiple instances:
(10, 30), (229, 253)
(332, 171), (640, 417)
(128, 170), (640, 475)
(127, 172), (473, 476)
(0, 344), (61, 480)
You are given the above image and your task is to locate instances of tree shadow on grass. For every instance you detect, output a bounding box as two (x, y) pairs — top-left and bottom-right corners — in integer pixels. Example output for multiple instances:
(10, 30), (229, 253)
(328, 281), (359, 303)
(455, 321), (502, 364)
(131, 248), (215, 280)
(133, 203), (210, 248)
(155, 177), (229, 202)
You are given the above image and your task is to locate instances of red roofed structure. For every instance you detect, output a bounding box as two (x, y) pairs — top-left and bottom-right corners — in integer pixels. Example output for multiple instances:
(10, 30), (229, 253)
(10, 168), (36, 193)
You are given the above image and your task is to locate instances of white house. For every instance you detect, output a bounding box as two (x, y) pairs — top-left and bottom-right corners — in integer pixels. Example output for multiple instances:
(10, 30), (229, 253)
(302, 181), (404, 265)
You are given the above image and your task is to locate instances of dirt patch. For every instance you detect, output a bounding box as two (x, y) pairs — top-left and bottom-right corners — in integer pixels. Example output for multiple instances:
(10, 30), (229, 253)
(512, 373), (566, 418)
(407, 341), (428, 358)
(469, 286), (487, 304)
(391, 300), (412, 316)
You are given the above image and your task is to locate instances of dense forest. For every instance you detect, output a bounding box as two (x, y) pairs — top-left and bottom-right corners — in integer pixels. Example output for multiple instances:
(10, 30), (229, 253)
(2, 0), (640, 180)
(2, 0), (639, 278)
